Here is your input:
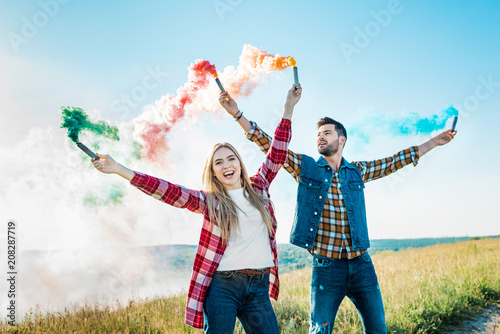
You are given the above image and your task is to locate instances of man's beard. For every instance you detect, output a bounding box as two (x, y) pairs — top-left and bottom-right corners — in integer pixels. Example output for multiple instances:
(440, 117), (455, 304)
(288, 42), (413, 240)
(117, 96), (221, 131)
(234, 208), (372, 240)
(318, 138), (339, 156)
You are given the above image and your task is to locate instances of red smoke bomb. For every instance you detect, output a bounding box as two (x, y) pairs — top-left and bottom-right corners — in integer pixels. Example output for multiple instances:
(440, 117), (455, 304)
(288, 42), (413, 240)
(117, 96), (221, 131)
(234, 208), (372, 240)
(215, 77), (225, 92)
(76, 142), (99, 160)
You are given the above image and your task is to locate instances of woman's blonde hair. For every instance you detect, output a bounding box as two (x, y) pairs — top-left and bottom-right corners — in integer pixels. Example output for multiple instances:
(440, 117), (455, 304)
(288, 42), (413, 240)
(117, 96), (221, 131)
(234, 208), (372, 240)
(202, 142), (274, 243)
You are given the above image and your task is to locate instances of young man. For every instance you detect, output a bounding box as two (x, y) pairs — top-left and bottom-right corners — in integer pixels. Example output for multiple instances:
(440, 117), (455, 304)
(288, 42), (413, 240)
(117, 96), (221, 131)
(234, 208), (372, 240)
(219, 86), (456, 334)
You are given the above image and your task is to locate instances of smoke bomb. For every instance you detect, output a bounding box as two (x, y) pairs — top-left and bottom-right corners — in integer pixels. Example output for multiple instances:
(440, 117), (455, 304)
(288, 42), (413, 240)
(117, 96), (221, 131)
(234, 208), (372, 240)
(451, 116), (458, 132)
(293, 67), (299, 88)
(215, 78), (225, 92)
(76, 142), (99, 160)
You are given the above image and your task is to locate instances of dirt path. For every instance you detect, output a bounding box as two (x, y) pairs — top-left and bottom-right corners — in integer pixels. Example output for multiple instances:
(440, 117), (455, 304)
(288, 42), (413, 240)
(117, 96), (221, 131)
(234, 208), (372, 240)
(441, 304), (499, 334)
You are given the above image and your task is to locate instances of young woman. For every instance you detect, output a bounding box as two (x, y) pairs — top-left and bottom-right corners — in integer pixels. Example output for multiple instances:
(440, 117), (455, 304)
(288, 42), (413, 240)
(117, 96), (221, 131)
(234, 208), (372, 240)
(92, 86), (302, 333)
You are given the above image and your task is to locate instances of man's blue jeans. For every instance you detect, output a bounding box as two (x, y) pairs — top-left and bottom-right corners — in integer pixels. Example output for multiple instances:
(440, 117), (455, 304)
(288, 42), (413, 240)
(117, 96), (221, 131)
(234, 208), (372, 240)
(309, 252), (387, 334)
(203, 270), (280, 334)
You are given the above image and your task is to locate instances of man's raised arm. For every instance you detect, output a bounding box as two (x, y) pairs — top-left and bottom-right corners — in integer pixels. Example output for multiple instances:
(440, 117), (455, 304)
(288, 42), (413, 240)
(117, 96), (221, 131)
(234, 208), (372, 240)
(219, 85), (303, 181)
(355, 127), (457, 183)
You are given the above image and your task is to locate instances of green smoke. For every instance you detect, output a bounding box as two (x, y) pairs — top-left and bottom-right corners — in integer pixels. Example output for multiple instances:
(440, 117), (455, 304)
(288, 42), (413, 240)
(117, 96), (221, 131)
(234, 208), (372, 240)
(131, 141), (143, 160)
(60, 106), (120, 142)
(84, 182), (126, 207)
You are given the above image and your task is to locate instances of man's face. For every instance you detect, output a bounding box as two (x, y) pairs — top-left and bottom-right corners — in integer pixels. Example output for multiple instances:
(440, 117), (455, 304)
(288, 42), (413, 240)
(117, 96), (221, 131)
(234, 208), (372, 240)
(317, 124), (343, 157)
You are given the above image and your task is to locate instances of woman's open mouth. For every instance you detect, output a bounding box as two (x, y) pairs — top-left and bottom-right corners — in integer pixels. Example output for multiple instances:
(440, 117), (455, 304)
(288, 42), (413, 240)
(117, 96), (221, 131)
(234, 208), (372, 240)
(223, 171), (235, 179)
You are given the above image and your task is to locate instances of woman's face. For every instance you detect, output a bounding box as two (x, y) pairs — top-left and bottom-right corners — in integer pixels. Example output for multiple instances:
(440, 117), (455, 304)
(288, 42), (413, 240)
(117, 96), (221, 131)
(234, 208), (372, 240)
(212, 146), (242, 190)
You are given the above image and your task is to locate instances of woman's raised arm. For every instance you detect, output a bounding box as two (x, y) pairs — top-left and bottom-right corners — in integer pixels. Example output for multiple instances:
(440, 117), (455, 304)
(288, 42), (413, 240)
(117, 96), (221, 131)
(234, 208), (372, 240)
(92, 154), (206, 214)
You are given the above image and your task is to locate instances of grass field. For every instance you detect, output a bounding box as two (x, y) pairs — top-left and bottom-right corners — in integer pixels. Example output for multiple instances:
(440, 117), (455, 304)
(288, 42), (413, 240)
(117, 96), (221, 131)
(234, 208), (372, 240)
(2, 238), (499, 333)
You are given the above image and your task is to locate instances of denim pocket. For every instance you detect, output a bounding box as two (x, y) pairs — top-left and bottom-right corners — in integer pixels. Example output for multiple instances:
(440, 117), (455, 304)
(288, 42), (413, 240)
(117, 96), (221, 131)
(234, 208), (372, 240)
(254, 272), (270, 288)
(347, 181), (366, 209)
(214, 270), (235, 279)
(313, 257), (332, 268)
(348, 181), (365, 191)
(360, 252), (372, 263)
(298, 176), (322, 203)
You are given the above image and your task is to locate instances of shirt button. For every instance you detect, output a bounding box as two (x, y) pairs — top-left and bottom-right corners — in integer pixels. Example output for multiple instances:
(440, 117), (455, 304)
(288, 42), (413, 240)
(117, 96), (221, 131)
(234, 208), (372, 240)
(309, 183), (312, 186)
(314, 212), (318, 215)
(310, 228), (313, 232)
(319, 196), (323, 199)
(324, 179), (328, 182)
(305, 243), (309, 247)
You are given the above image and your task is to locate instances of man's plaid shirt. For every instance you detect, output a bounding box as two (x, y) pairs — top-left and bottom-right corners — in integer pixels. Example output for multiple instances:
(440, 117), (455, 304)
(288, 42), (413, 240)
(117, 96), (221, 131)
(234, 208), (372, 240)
(130, 118), (291, 329)
(246, 121), (419, 259)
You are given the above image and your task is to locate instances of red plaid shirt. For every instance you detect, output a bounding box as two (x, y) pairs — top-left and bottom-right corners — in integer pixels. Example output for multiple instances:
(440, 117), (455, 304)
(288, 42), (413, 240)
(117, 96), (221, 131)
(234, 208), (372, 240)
(130, 118), (291, 329)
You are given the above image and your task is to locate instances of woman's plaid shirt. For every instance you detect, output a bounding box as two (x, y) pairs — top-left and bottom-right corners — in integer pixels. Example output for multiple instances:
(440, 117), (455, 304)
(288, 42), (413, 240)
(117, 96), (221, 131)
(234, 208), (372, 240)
(129, 118), (291, 329)
(246, 121), (419, 260)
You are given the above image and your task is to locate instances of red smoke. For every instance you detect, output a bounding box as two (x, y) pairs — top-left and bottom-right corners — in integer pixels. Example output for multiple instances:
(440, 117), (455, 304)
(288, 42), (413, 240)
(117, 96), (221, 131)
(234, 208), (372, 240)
(134, 46), (295, 161)
(137, 60), (217, 160)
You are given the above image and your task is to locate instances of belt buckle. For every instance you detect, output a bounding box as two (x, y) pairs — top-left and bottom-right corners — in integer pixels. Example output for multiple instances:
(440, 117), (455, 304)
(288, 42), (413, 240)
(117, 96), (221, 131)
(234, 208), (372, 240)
(247, 269), (257, 277)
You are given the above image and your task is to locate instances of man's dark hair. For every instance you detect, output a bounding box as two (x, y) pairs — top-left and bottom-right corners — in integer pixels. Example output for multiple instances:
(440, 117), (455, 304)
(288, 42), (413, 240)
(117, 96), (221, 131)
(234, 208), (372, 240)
(317, 117), (347, 142)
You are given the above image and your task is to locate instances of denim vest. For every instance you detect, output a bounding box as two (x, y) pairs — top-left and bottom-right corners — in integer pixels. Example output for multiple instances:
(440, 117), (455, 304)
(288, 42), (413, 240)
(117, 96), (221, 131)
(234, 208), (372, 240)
(289, 154), (370, 251)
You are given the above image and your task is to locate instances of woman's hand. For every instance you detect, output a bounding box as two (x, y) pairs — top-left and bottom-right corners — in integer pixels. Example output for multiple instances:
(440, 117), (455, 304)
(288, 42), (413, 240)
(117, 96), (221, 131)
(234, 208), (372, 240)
(92, 153), (119, 174)
(92, 153), (136, 181)
(283, 84), (302, 120)
(285, 84), (302, 108)
(218, 92), (239, 117)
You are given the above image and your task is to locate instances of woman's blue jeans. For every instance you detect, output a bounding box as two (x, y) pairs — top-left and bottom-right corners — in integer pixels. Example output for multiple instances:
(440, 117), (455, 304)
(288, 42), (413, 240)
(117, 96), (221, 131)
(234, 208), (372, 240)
(203, 270), (280, 334)
(309, 252), (387, 334)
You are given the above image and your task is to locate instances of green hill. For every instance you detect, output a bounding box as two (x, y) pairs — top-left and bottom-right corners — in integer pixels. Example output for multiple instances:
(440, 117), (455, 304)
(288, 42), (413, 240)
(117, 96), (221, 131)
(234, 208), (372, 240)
(148, 235), (500, 274)
(4, 238), (499, 333)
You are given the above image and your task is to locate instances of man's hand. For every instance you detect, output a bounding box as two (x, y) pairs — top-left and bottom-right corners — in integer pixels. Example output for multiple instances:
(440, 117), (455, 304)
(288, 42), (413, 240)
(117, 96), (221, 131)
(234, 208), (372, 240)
(218, 92), (239, 117)
(417, 128), (457, 157)
(432, 129), (457, 146)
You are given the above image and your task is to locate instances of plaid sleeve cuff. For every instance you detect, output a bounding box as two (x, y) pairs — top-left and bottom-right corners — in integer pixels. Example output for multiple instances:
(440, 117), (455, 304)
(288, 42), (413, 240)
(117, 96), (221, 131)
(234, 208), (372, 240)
(245, 121), (260, 142)
(246, 119), (290, 140)
(274, 118), (292, 141)
(130, 171), (144, 187)
(279, 118), (291, 128)
(410, 146), (420, 166)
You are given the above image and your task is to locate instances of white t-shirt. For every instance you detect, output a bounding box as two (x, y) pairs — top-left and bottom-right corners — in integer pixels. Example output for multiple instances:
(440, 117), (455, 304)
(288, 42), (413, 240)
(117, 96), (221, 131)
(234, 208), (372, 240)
(217, 188), (275, 271)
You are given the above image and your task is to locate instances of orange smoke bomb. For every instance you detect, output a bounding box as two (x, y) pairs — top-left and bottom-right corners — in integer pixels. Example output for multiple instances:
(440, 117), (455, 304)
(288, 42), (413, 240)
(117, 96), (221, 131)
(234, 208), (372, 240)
(293, 67), (299, 88)
(288, 57), (299, 88)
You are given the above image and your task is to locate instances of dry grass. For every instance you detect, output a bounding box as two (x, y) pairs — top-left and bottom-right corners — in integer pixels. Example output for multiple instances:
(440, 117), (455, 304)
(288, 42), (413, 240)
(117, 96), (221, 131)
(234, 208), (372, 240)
(2, 238), (499, 333)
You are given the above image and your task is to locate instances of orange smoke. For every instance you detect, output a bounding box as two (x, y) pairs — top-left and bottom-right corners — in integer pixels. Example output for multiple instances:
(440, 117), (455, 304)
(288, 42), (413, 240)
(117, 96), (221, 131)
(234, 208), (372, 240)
(222, 44), (296, 98)
(240, 45), (295, 71)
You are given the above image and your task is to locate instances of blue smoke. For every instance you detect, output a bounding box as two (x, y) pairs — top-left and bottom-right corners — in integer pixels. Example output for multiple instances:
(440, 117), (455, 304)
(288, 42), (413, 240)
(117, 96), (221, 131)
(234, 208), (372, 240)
(351, 105), (458, 141)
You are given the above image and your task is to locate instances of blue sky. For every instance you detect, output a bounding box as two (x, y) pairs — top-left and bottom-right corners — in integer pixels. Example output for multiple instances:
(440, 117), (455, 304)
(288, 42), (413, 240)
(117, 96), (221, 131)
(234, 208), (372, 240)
(1, 0), (499, 249)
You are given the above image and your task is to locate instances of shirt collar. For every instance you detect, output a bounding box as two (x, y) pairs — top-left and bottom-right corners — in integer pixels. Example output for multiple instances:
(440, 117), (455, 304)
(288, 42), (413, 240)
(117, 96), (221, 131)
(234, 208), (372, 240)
(316, 156), (356, 170)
